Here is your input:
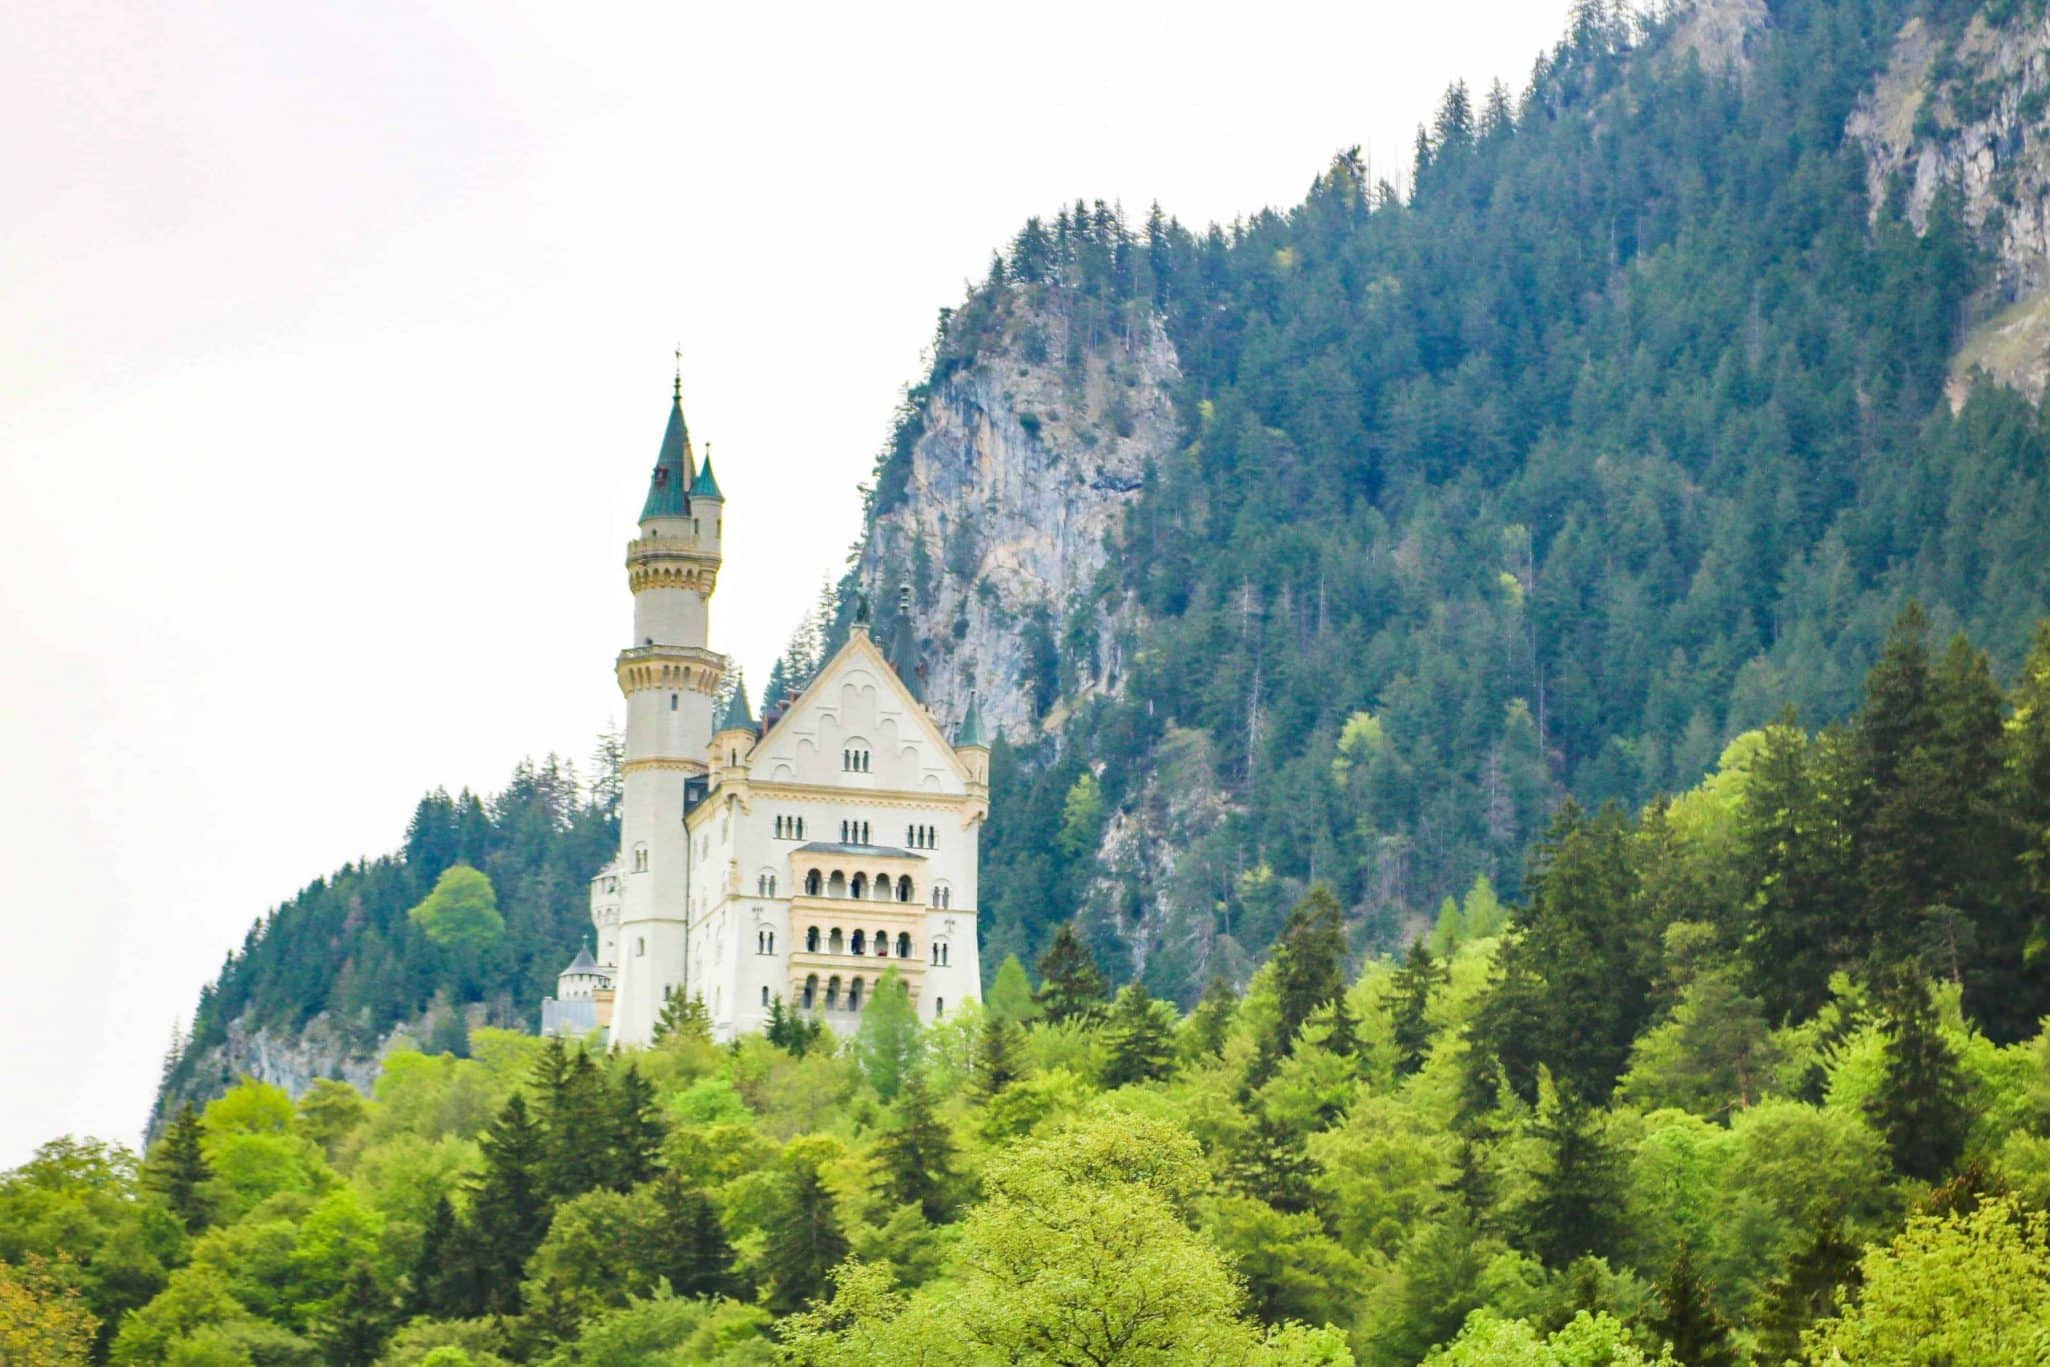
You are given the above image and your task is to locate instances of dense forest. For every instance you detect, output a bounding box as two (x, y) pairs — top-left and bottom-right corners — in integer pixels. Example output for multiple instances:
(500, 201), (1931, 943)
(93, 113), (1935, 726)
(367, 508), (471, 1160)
(8, 606), (2050, 1363)
(828, 0), (2050, 1000)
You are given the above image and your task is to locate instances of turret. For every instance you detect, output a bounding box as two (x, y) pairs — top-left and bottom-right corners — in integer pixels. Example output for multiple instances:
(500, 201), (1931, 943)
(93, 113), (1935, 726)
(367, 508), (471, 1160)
(885, 582), (924, 704)
(712, 678), (755, 778)
(954, 690), (991, 803)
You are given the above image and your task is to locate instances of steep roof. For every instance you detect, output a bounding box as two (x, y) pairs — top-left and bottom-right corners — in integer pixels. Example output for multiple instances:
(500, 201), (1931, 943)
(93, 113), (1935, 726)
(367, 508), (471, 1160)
(690, 445), (723, 500)
(561, 945), (598, 976)
(640, 390), (696, 521)
(718, 681), (754, 733)
(885, 583), (923, 703)
(954, 691), (988, 748)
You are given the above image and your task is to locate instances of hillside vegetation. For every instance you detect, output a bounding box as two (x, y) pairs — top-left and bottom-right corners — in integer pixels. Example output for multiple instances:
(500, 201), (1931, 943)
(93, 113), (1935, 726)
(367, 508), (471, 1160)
(9, 607), (2050, 1364)
(843, 0), (2050, 999)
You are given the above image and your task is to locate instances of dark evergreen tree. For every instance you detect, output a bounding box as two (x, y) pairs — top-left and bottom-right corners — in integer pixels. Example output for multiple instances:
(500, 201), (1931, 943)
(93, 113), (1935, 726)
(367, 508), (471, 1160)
(2009, 622), (2050, 1035)
(1865, 972), (1969, 1183)
(1034, 922), (1109, 1025)
(871, 1070), (956, 1223)
(1737, 717), (1850, 1025)
(409, 1194), (465, 1319)
(1752, 1208), (1863, 1366)
(1186, 973), (1239, 1058)
(1225, 1109), (1318, 1215)
(1390, 939), (1449, 1077)
(145, 1103), (213, 1232)
(1646, 1243), (1735, 1367)
(653, 992), (712, 1044)
(970, 1013), (1026, 1101)
(763, 1160), (850, 1314)
(765, 996), (827, 1057)
(315, 1263), (397, 1367)
(1520, 1088), (1621, 1269)
(608, 1063), (665, 1190)
(1270, 885), (1349, 1058)
(638, 1174), (739, 1301)
(461, 1092), (549, 1316)
(537, 1046), (612, 1202)
(1101, 983), (1177, 1087)
(1854, 603), (1944, 965)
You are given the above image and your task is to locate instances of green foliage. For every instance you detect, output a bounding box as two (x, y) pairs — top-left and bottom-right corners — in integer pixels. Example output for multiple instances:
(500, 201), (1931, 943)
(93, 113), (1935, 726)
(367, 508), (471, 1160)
(851, 969), (923, 1101)
(1034, 923), (1109, 1024)
(1101, 983), (1179, 1087)
(871, 1070), (957, 1223)
(408, 865), (506, 954)
(984, 955), (1038, 1023)
(762, 1157), (849, 1315)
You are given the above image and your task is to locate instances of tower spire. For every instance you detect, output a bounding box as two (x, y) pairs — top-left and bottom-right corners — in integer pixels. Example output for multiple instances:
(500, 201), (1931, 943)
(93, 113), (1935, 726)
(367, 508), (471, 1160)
(641, 366), (696, 522)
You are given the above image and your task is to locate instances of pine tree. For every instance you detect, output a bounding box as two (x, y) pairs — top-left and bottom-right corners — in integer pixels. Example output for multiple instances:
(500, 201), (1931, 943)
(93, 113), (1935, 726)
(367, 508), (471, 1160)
(872, 1069), (956, 1222)
(1270, 885), (1349, 1057)
(2009, 621), (2050, 1036)
(1186, 973), (1238, 1057)
(409, 1194), (465, 1318)
(1101, 983), (1177, 1087)
(1855, 602), (1944, 965)
(970, 1012), (1026, 1102)
(764, 1159), (850, 1314)
(315, 1263), (396, 1367)
(1752, 1207), (1863, 1365)
(537, 1046), (612, 1201)
(462, 1092), (549, 1316)
(1034, 923), (1109, 1024)
(145, 1103), (213, 1232)
(1647, 1242), (1735, 1367)
(851, 968), (923, 1101)
(1390, 939), (1448, 1077)
(638, 1173), (739, 1300)
(985, 954), (1039, 1023)
(1225, 1109), (1318, 1215)
(766, 996), (826, 1057)
(653, 992), (712, 1044)
(609, 1062), (665, 1189)
(1521, 1086), (1621, 1269)
(1866, 972), (1969, 1183)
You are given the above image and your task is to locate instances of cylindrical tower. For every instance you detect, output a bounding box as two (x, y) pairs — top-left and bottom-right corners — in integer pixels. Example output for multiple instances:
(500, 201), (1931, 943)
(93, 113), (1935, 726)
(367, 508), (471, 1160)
(609, 381), (726, 1047)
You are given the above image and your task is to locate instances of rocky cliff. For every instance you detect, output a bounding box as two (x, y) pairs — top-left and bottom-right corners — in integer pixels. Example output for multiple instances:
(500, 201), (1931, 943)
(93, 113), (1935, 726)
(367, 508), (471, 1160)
(1850, 8), (2050, 399)
(852, 286), (1181, 743)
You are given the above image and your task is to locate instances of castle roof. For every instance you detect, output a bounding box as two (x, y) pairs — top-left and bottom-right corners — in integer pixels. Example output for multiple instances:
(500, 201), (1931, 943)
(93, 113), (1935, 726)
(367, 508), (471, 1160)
(954, 690), (988, 748)
(640, 388), (696, 521)
(717, 681), (754, 733)
(795, 840), (926, 860)
(560, 945), (599, 976)
(689, 446), (723, 500)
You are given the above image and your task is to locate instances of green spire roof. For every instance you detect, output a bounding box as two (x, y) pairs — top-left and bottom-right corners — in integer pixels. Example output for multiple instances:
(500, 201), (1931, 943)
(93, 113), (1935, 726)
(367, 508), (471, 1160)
(954, 690), (988, 748)
(690, 444), (724, 500)
(718, 680), (754, 733)
(640, 390), (696, 521)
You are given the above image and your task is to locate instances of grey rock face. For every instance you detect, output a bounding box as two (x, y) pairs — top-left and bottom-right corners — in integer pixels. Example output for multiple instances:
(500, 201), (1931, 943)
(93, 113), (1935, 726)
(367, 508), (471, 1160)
(855, 289), (1181, 744)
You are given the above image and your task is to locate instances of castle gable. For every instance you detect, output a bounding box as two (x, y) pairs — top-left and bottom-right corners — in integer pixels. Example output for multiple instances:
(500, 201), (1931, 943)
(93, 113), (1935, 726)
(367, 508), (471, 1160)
(751, 633), (967, 795)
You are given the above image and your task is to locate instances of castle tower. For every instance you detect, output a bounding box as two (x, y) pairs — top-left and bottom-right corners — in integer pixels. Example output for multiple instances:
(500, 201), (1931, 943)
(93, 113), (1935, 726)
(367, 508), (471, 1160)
(609, 377), (727, 1047)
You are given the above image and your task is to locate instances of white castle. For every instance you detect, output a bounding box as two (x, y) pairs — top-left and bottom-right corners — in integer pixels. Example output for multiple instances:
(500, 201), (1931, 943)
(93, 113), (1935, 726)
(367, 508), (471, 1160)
(542, 379), (987, 1046)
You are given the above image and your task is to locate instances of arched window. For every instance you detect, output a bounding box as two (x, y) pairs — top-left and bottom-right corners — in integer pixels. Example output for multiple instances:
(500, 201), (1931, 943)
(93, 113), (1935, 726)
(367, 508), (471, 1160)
(849, 977), (864, 1012)
(935, 997), (945, 1017)
(874, 929), (888, 957)
(942, 943), (950, 966)
(826, 976), (840, 1009)
(897, 875), (913, 902)
(806, 869), (822, 896)
(802, 975), (817, 1009)
(851, 873), (867, 899)
(851, 929), (866, 955)
(897, 931), (912, 958)
(806, 926), (820, 953)
(828, 871), (847, 898)
(875, 872), (892, 900)
(670, 693), (679, 711)
(768, 875), (777, 897)
(942, 886), (952, 909)
(861, 821), (871, 843)
(767, 930), (775, 953)
(761, 985), (770, 1007)
(756, 929), (765, 953)
(633, 843), (649, 872)
(828, 927), (844, 954)
(636, 937), (646, 957)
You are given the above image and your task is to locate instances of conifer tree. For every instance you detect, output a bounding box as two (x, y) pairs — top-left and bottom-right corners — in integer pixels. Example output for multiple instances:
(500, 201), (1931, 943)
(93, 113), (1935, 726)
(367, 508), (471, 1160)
(609, 1062), (665, 1189)
(638, 1173), (739, 1301)
(538, 1047), (612, 1201)
(1185, 973), (1238, 1058)
(985, 953), (1039, 1023)
(314, 1263), (396, 1367)
(653, 991), (712, 1044)
(1866, 972), (1969, 1183)
(764, 1159), (850, 1315)
(1520, 1086), (1621, 1268)
(852, 969), (923, 1101)
(1102, 983), (1178, 1087)
(1647, 1242), (1734, 1367)
(2009, 621), (2050, 1035)
(1855, 603), (1943, 963)
(1034, 923), (1109, 1024)
(145, 1103), (213, 1232)
(872, 1069), (956, 1222)
(1225, 1109), (1318, 1215)
(1390, 939), (1448, 1077)
(463, 1091), (549, 1316)
(970, 1012), (1026, 1102)
(409, 1194), (465, 1318)
(1752, 1207), (1863, 1365)
(1270, 885), (1349, 1057)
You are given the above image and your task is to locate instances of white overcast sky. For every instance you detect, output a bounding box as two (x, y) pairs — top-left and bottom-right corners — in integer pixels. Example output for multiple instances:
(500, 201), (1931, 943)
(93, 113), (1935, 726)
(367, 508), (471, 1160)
(0, 0), (1577, 1166)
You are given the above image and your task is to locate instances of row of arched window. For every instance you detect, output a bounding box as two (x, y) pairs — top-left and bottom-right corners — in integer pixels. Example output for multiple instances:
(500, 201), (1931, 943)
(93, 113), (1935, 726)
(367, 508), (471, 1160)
(840, 820), (871, 845)
(803, 925), (914, 959)
(792, 978), (946, 1018)
(842, 748), (870, 772)
(755, 929), (777, 954)
(774, 815), (806, 839)
(930, 941), (951, 966)
(756, 874), (779, 897)
(802, 868), (913, 901)
(929, 885), (953, 909)
(907, 823), (937, 849)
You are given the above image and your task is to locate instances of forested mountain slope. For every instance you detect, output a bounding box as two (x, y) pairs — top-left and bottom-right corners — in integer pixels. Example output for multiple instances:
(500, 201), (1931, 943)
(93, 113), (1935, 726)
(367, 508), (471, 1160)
(841, 0), (2050, 1001)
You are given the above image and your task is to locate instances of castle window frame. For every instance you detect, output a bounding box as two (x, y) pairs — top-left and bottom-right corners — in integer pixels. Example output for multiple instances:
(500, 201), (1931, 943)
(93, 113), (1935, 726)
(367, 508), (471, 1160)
(849, 977), (864, 1012)
(874, 928), (888, 957)
(897, 930), (912, 958)
(805, 926), (820, 953)
(761, 985), (770, 1007)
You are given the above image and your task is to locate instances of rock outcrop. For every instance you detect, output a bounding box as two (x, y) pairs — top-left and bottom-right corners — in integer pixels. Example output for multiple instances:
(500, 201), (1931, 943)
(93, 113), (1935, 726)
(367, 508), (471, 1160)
(1849, 11), (2050, 399)
(854, 287), (1181, 743)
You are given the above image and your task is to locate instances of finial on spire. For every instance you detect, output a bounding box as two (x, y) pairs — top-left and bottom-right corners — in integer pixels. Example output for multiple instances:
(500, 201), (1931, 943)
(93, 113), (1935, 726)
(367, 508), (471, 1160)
(673, 344), (682, 400)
